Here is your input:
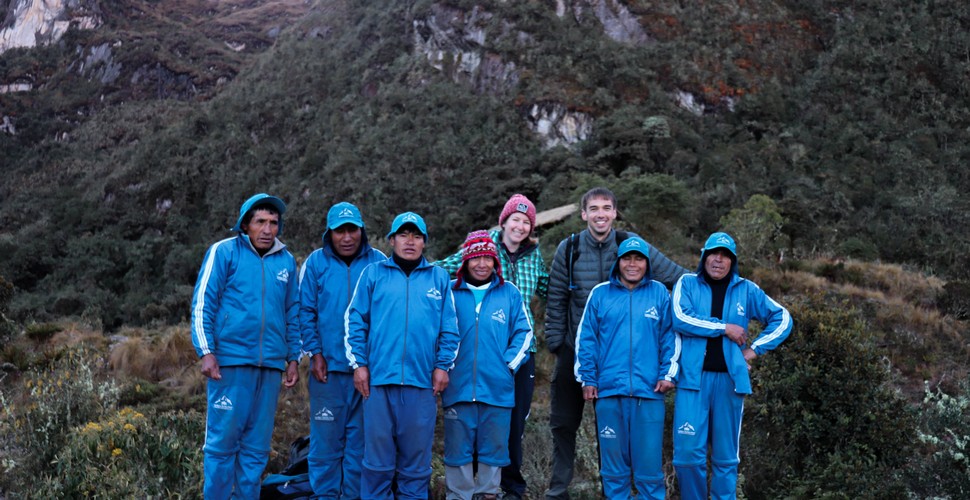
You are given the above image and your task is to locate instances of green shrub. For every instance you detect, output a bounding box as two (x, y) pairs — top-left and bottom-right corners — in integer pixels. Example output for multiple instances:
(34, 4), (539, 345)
(939, 280), (970, 320)
(34, 407), (205, 498)
(719, 194), (787, 266)
(740, 294), (913, 498)
(24, 322), (62, 342)
(905, 381), (970, 498)
(0, 345), (120, 493)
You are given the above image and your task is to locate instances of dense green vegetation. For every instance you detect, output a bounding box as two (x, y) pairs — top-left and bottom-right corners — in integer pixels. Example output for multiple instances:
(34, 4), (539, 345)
(0, 0), (968, 327)
(1, 1), (970, 497)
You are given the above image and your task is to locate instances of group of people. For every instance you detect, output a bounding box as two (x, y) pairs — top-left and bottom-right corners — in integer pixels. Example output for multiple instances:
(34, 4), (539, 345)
(189, 188), (792, 500)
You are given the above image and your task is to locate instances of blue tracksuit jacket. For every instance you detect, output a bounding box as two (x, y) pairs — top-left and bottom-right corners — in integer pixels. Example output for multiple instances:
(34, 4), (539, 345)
(574, 273), (678, 399)
(344, 256), (460, 388)
(443, 275), (534, 408)
(299, 234), (386, 373)
(190, 234), (300, 370)
(672, 271), (792, 394)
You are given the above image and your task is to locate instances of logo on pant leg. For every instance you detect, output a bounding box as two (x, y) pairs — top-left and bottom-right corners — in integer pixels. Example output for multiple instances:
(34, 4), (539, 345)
(444, 407), (459, 420)
(314, 407), (335, 422)
(677, 421), (696, 436)
(599, 426), (617, 439)
(214, 396), (233, 411)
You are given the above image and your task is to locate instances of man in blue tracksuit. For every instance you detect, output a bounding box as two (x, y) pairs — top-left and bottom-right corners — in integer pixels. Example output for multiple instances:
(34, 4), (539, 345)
(671, 232), (793, 500)
(574, 236), (678, 500)
(345, 211), (460, 499)
(442, 230), (534, 500)
(300, 202), (386, 499)
(190, 193), (301, 499)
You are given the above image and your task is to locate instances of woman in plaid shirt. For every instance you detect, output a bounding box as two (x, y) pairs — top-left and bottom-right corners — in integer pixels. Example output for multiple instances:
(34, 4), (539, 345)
(434, 193), (549, 500)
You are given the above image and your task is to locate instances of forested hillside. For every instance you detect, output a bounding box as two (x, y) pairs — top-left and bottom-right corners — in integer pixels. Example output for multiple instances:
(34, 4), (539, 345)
(1, 0), (969, 498)
(0, 0), (967, 327)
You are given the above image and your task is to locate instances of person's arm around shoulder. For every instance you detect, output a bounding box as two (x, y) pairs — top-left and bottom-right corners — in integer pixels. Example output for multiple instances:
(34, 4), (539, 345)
(544, 239), (570, 353)
(648, 244), (690, 289)
(432, 247), (464, 278)
(191, 241), (230, 380)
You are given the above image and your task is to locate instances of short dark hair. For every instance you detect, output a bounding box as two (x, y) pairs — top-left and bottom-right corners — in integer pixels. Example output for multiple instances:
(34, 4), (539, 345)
(241, 202), (280, 228)
(581, 187), (617, 210)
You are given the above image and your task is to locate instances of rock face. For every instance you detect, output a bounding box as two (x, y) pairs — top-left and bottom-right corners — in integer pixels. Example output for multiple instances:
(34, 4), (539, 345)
(0, 0), (101, 54)
(412, 3), (522, 95)
(526, 103), (593, 149)
(557, 0), (652, 46)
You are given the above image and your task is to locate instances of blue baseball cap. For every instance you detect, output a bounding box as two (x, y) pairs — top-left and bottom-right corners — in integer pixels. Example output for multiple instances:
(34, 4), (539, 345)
(701, 232), (737, 259)
(327, 202), (364, 230)
(386, 211), (428, 239)
(617, 236), (651, 260)
(232, 193), (287, 235)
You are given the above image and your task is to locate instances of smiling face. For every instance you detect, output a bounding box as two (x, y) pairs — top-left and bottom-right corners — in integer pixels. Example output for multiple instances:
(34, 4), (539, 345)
(242, 209), (280, 254)
(466, 255), (496, 282)
(704, 248), (734, 280)
(331, 224), (363, 258)
(581, 195), (617, 241)
(618, 253), (647, 288)
(390, 228), (425, 261)
(501, 212), (532, 248)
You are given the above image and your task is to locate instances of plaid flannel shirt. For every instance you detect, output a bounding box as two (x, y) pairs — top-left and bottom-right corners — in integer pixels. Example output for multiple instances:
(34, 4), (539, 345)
(434, 229), (549, 350)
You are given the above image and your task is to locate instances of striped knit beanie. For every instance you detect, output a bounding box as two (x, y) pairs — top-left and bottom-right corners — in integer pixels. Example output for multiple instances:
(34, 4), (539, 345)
(457, 230), (503, 286)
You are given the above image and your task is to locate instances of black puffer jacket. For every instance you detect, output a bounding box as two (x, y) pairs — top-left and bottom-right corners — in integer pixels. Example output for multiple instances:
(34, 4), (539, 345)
(544, 229), (688, 353)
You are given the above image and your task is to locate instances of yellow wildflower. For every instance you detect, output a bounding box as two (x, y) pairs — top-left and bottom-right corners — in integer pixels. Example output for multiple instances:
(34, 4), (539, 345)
(112, 448), (122, 457)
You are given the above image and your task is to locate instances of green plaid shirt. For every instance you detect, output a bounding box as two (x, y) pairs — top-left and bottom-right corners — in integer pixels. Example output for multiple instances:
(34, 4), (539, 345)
(434, 229), (549, 349)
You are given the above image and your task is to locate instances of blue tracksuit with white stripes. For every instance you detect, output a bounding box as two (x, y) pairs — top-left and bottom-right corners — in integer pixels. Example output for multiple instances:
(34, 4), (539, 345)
(299, 231), (385, 499)
(344, 256), (460, 499)
(443, 275), (533, 469)
(191, 230), (300, 500)
(671, 258), (792, 500)
(574, 269), (678, 499)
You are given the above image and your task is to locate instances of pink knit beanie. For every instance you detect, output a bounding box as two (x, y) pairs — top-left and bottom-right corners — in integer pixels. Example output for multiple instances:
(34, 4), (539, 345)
(498, 194), (537, 229)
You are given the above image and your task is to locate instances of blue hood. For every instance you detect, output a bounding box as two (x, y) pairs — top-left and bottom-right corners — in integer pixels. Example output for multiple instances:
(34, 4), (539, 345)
(696, 231), (738, 278)
(231, 193), (287, 235)
(610, 235), (652, 285)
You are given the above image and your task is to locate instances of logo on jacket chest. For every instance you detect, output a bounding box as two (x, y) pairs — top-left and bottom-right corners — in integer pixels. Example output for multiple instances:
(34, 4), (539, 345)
(426, 287), (442, 300)
(491, 309), (507, 324)
(736, 303), (745, 317)
(277, 269), (290, 283)
(643, 306), (660, 320)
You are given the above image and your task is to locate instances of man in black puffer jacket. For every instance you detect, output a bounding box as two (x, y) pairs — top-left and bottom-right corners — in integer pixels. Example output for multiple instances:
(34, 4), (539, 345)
(544, 187), (689, 500)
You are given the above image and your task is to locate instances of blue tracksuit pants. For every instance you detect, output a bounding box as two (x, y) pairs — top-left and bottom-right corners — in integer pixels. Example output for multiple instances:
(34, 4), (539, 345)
(203, 366), (282, 500)
(361, 385), (437, 499)
(443, 402), (512, 467)
(673, 371), (745, 500)
(309, 372), (363, 499)
(594, 396), (666, 500)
